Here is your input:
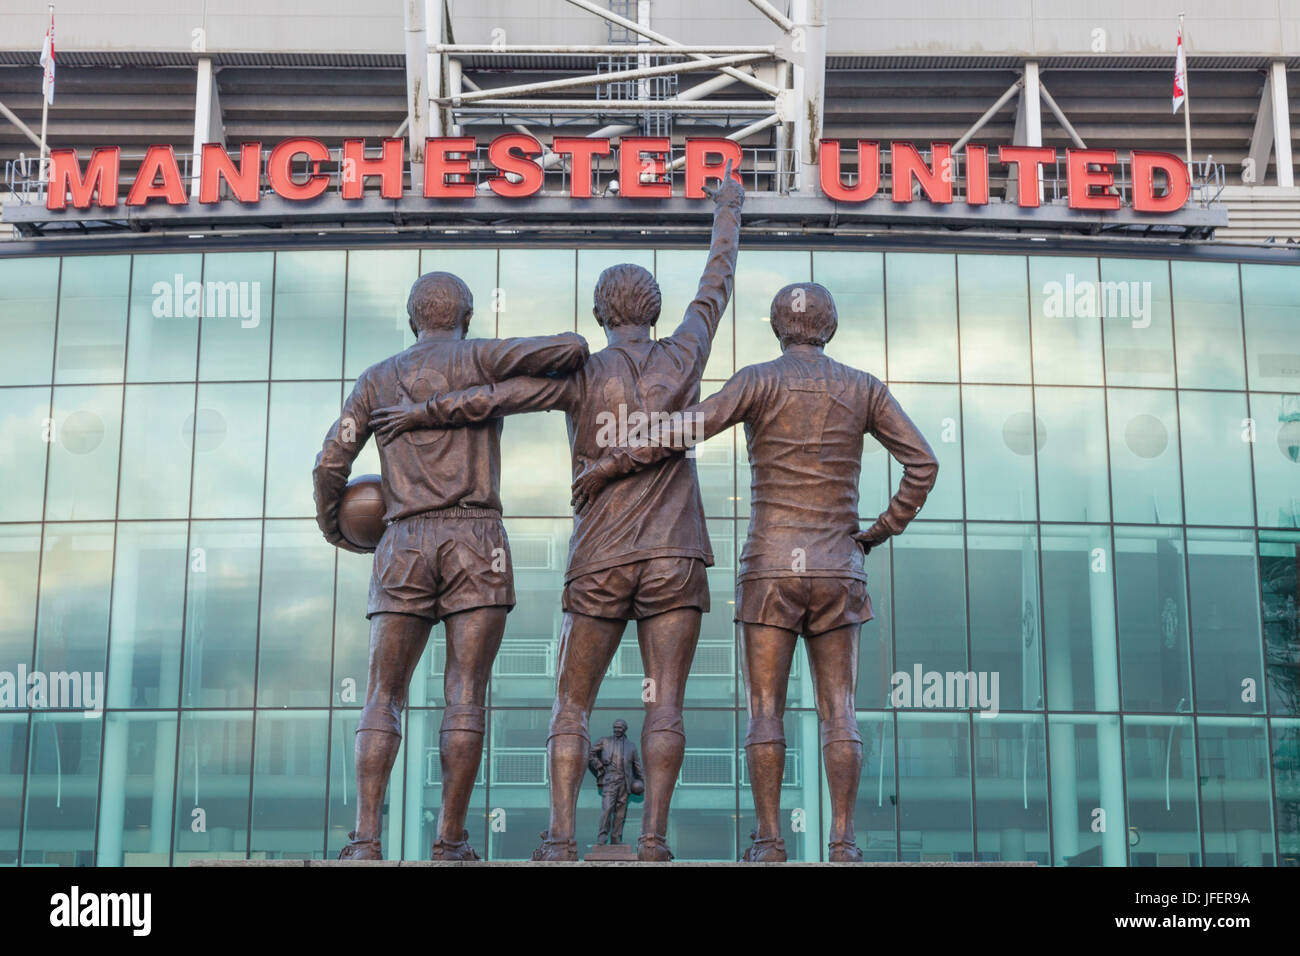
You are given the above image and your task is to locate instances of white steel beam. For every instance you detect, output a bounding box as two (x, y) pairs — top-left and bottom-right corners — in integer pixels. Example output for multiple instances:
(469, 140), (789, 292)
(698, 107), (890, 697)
(404, 0), (433, 185)
(433, 43), (776, 55)
(745, 0), (794, 33)
(790, 0), (826, 194)
(1269, 61), (1294, 187)
(189, 57), (224, 198)
(561, 0), (779, 96)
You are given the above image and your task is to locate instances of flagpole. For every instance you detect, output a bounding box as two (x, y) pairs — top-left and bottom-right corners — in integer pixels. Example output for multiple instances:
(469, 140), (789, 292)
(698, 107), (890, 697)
(38, 3), (53, 182)
(1180, 12), (1192, 170)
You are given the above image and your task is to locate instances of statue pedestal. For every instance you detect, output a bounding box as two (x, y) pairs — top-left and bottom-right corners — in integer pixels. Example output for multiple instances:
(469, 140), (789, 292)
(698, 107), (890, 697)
(584, 843), (638, 862)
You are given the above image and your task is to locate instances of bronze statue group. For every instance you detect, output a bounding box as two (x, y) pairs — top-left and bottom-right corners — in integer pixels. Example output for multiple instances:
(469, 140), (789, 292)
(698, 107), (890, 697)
(314, 167), (938, 863)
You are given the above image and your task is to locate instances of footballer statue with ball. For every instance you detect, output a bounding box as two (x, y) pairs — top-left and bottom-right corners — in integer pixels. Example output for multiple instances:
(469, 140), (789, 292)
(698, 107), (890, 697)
(312, 272), (588, 861)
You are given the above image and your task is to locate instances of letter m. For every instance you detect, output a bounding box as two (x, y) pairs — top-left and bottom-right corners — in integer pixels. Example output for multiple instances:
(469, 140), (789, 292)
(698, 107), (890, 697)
(47, 148), (121, 210)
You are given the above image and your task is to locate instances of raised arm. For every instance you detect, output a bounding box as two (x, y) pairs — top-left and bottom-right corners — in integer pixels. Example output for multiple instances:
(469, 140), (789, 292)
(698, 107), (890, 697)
(570, 367), (760, 512)
(313, 376), (374, 553)
(470, 332), (590, 380)
(661, 166), (744, 367)
(857, 382), (939, 550)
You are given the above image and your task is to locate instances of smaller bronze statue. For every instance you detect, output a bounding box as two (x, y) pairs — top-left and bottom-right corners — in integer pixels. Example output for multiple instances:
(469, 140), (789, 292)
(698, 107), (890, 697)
(589, 719), (645, 846)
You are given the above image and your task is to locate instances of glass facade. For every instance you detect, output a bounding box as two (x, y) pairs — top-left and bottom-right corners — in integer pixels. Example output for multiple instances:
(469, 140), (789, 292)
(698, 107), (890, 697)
(0, 243), (1297, 866)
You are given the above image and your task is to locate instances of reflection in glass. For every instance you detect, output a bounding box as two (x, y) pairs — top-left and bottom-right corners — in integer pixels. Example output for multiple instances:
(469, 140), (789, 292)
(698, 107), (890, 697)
(1171, 260), (1245, 389)
(886, 253), (957, 382)
(957, 254), (1031, 384)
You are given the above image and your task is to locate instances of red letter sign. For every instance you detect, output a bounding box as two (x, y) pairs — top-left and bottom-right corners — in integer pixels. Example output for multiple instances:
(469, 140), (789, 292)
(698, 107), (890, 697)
(684, 138), (743, 199)
(619, 137), (671, 198)
(1066, 149), (1120, 211)
(199, 142), (261, 204)
(342, 138), (404, 200)
(998, 145), (1056, 207)
(1131, 151), (1191, 213)
(488, 134), (544, 198)
(891, 142), (953, 203)
(126, 145), (188, 206)
(552, 137), (611, 199)
(818, 140), (880, 202)
(424, 137), (477, 198)
(965, 145), (989, 205)
(46, 147), (120, 209)
(267, 138), (331, 201)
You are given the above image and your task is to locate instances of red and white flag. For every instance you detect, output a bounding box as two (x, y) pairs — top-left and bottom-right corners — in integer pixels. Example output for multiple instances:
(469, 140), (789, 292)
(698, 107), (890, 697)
(39, 11), (55, 105)
(1172, 24), (1187, 114)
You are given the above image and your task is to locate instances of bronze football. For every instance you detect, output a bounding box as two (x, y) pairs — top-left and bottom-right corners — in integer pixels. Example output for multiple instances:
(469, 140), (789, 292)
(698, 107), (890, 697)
(337, 474), (387, 551)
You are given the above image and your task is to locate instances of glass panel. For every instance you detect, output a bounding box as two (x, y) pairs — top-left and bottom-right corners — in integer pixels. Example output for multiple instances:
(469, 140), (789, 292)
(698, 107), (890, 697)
(957, 253), (1031, 384)
(497, 249), (574, 339)
(22, 712), (101, 865)
(856, 540), (893, 710)
(257, 520), (335, 708)
(197, 252), (273, 381)
(1115, 526), (1193, 714)
(886, 253), (958, 382)
(815, 250), (886, 375)
(658, 248), (733, 379)
(53, 255), (129, 384)
(332, 548), (372, 709)
(126, 252), (201, 382)
(344, 249), (420, 378)
(1108, 388), (1182, 525)
(1187, 529), (1264, 715)
(1272, 718), (1300, 865)
(0, 386), (50, 522)
(96, 712), (176, 865)
(1241, 263), (1300, 392)
(1171, 260), (1245, 389)
(967, 523), (1042, 712)
(886, 384), (960, 520)
(251, 710), (329, 859)
(962, 384), (1037, 521)
(1260, 532), (1300, 716)
(45, 384), (121, 521)
(270, 250), (346, 380)
(1035, 386), (1110, 522)
(0, 525), (40, 671)
(1123, 716), (1200, 865)
(118, 383), (195, 520)
(0, 256), (58, 386)
(1197, 717), (1275, 865)
(182, 520), (261, 708)
(172, 711), (252, 863)
(1047, 714), (1127, 865)
(497, 410), (570, 516)
(0, 714), (28, 863)
(264, 381), (340, 518)
(408, 707), (485, 859)
(1041, 524), (1119, 713)
(892, 523), (967, 679)
(691, 518), (737, 708)
(696, 381), (736, 519)
(734, 249), (810, 371)
(1179, 390), (1255, 526)
(974, 714), (1049, 863)
(107, 522), (187, 708)
(1100, 257), (1174, 388)
(897, 712), (973, 861)
(35, 522), (113, 682)
(1249, 392), (1300, 529)
(326, 708), (402, 858)
(189, 382), (267, 519)
(1029, 256), (1103, 385)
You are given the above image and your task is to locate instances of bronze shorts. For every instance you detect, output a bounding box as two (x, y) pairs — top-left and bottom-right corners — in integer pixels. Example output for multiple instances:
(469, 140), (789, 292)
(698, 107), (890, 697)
(736, 575), (872, 637)
(563, 556), (710, 620)
(367, 510), (515, 623)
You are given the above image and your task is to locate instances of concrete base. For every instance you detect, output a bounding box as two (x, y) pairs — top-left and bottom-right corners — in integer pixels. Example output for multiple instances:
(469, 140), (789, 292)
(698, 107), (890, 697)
(584, 844), (639, 862)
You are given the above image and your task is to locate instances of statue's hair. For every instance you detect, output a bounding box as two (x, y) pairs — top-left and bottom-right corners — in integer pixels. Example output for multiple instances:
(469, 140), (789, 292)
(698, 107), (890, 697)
(593, 263), (662, 329)
(769, 282), (838, 347)
(407, 271), (473, 333)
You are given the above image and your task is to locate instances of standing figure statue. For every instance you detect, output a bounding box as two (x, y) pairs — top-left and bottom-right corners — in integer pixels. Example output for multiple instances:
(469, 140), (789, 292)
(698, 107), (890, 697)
(572, 282), (939, 863)
(368, 163), (745, 861)
(313, 271), (588, 861)
(589, 719), (645, 846)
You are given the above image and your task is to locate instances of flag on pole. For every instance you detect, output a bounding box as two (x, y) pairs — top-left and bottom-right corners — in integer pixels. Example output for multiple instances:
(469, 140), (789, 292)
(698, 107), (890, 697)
(1172, 24), (1187, 114)
(40, 11), (55, 105)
